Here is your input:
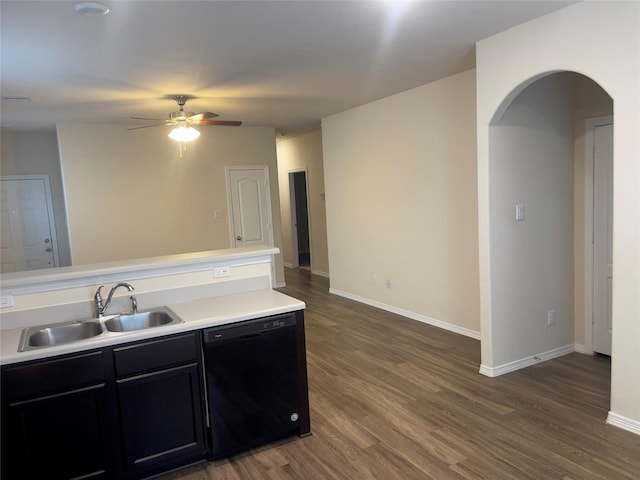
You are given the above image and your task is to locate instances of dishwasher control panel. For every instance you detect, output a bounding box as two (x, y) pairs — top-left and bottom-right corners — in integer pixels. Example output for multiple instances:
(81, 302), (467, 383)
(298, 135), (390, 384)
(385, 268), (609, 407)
(204, 312), (296, 343)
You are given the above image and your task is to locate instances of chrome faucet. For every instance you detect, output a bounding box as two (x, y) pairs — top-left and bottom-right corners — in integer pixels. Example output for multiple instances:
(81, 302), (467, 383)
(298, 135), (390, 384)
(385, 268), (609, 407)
(94, 282), (137, 317)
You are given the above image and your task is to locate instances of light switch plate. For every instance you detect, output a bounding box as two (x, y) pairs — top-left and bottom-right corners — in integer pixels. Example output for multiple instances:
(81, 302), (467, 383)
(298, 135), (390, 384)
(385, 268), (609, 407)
(516, 203), (525, 221)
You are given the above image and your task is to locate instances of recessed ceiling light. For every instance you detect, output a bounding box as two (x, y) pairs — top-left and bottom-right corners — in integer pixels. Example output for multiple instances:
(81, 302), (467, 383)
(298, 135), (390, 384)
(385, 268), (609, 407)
(73, 2), (110, 16)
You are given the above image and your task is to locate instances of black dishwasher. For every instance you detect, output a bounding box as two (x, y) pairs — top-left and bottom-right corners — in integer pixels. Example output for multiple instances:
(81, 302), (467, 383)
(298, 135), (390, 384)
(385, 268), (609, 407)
(203, 312), (302, 459)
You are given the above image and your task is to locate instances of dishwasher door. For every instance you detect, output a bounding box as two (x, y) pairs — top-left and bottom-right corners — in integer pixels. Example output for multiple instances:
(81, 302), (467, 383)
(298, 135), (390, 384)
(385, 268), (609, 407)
(203, 313), (301, 459)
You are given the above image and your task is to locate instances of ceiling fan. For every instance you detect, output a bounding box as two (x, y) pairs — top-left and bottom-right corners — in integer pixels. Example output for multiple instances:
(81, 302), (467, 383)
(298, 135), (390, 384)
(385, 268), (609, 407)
(127, 95), (242, 136)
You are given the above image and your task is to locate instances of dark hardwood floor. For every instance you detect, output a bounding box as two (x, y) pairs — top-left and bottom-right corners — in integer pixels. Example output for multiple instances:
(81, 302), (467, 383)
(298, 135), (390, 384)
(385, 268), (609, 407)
(162, 268), (640, 479)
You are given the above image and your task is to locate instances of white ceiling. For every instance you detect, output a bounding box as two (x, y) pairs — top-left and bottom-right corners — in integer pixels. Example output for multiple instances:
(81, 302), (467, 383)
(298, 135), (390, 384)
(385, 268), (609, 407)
(1, 0), (576, 133)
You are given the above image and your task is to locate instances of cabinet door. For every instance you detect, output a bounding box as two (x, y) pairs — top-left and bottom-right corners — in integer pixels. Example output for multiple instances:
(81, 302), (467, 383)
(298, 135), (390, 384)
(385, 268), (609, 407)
(117, 363), (207, 478)
(2, 384), (112, 480)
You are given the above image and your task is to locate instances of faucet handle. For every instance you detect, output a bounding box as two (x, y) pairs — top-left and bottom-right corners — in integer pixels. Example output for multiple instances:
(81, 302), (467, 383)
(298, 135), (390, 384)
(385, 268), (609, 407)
(130, 295), (138, 314)
(94, 285), (105, 317)
(94, 285), (105, 301)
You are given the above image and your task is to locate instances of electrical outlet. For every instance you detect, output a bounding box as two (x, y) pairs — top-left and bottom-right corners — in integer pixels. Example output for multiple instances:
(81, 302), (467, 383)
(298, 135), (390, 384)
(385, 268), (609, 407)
(0, 295), (14, 308)
(372, 274), (378, 285)
(547, 310), (556, 326)
(213, 266), (231, 278)
(386, 279), (392, 289)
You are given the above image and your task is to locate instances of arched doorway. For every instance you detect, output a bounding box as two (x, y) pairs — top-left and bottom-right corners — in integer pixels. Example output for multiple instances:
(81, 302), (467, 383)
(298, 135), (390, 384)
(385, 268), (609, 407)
(481, 71), (613, 387)
(474, 0), (639, 434)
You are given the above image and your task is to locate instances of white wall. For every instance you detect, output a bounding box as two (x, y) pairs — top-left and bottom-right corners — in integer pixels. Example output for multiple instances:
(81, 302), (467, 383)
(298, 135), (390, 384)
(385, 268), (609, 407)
(322, 69), (480, 337)
(488, 73), (575, 364)
(276, 130), (330, 276)
(476, 1), (640, 431)
(56, 124), (286, 286)
(0, 131), (71, 266)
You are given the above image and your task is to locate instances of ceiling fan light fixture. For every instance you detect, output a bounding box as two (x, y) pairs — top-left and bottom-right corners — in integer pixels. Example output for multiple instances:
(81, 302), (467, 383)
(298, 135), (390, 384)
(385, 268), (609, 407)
(168, 125), (200, 142)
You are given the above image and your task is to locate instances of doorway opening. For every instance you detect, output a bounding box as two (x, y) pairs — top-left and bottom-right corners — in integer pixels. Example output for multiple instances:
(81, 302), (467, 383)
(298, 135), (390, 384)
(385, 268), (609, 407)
(288, 170), (311, 270)
(484, 71), (613, 416)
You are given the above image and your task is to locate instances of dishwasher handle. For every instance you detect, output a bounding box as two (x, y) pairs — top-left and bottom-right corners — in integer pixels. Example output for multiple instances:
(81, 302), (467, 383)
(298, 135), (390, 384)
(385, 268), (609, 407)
(240, 332), (264, 341)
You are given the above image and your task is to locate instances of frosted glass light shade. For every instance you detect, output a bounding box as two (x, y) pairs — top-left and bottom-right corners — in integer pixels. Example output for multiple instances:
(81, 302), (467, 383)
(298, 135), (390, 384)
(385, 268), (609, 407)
(168, 126), (200, 142)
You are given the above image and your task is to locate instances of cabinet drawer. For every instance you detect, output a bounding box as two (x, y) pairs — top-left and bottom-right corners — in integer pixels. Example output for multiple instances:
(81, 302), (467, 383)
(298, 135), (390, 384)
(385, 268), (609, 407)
(113, 332), (199, 378)
(3, 351), (105, 403)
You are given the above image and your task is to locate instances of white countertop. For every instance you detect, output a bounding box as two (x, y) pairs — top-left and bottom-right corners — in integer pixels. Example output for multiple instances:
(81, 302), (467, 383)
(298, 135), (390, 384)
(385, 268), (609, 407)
(0, 289), (305, 365)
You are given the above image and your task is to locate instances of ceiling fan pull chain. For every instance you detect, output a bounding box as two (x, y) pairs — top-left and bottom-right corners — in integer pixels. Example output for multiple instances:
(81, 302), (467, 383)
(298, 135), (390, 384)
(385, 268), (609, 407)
(177, 141), (189, 159)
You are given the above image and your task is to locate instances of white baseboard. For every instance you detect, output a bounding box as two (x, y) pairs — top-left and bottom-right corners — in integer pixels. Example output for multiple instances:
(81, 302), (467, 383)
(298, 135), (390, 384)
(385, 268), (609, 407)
(607, 411), (640, 436)
(329, 288), (480, 340)
(574, 343), (588, 354)
(283, 264), (329, 278)
(479, 344), (575, 377)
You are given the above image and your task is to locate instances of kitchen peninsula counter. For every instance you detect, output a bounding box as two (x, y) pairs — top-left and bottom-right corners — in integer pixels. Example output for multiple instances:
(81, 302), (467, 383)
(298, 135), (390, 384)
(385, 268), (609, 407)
(0, 246), (304, 365)
(1, 289), (305, 365)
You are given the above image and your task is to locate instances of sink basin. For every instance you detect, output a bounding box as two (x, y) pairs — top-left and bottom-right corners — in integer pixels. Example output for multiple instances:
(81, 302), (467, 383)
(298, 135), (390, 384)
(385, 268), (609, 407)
(16, 307), (182, 352)
(103, 307), (182, 332)
(19, 320), (104, 351)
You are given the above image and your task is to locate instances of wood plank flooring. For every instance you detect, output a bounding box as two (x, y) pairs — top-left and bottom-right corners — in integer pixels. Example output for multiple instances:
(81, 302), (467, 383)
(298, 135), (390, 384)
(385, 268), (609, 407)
(161, 268), (640, 480)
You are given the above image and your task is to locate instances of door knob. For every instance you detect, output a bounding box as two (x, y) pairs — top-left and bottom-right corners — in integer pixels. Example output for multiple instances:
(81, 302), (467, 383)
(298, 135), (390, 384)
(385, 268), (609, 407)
(236, 236), (242, 241)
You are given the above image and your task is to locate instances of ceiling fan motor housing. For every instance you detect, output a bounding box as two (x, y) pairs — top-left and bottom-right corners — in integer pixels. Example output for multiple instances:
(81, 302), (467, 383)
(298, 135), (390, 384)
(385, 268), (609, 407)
(171, 95), (192, 121)
(170, 111), (195, 121)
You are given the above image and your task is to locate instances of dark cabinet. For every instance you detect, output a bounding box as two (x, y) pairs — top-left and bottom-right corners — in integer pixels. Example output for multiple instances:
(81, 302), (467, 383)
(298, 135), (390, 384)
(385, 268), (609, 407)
(1, 351), (114, 480)
(1, 331), (207, 480)
(113, 333), (207, 479)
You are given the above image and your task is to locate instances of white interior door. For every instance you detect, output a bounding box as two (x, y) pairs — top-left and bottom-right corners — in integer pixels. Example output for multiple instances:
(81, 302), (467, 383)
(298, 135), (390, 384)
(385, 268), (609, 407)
(226, 167), (273, 248)
(0, 176), (59, 273)
(592, 123), (613, 355)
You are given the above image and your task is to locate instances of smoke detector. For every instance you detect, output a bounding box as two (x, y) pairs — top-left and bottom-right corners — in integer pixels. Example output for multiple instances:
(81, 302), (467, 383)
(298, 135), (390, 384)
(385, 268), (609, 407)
(73, 2), (110, 16)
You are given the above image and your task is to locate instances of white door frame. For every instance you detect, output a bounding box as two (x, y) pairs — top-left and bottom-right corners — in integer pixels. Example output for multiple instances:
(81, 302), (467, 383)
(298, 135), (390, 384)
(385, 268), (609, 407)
(583, 115), (613, 354)
(0, 174), (60, 269)
(224, 165), (275, 249)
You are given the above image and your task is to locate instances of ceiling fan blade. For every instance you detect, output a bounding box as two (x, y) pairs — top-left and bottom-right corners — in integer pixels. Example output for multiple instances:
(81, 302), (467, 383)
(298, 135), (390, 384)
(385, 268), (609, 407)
(188, 112), (219, 122)
(198, 120), (243, 126)
(126, 123), (169, 130)
(130, 116), (168, 121)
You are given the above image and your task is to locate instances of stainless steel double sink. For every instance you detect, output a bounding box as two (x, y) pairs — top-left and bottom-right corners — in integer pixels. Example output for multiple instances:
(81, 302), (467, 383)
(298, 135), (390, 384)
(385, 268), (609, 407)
(18, 307), (183, 352)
